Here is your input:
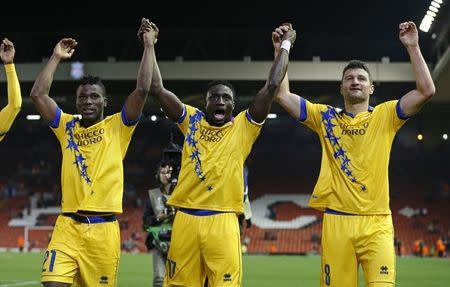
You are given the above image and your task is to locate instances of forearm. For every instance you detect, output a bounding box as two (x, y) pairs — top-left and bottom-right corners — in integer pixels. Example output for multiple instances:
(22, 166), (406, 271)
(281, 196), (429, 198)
(30, 54), (60, 99)
(275, 72), (301, 119)
(249, 48), (290, 122)
(5, 64), (21, 111)
(407, 45), (435, 97)
(150, 51), (184, 121)
(150, 51), (164, 97)
(0, 64), (21, 135)
(267, 49), (289, 92)
(136, 44), (154, 96)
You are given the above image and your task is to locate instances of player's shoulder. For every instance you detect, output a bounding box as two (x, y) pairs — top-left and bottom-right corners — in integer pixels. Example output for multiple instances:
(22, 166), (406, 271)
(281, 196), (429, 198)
(372, 100), (398, 114)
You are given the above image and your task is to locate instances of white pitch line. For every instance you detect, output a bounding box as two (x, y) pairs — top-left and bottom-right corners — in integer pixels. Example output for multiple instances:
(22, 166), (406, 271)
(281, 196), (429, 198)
(0, 281), (39, 287)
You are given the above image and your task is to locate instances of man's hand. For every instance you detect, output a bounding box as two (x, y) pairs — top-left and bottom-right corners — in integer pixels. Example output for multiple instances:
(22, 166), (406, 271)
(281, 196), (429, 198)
(272, 23), (295, 55)
(399, 21), (419, 48)
(0, 38), (15, 64)
(53, 38), (77, 60)
(138, 18), (159, 45)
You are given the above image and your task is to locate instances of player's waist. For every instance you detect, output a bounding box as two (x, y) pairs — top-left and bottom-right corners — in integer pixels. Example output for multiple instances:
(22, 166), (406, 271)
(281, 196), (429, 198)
(179, 208), (226, 216)
(62, 212), (117, 224)
(324, 208), (355, 216)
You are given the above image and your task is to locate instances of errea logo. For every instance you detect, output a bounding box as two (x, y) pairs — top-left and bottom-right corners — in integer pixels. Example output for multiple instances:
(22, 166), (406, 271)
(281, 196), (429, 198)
(223, 273), (232, 282)
(100, 275), (108, 284)
(380, 266), (389, 275)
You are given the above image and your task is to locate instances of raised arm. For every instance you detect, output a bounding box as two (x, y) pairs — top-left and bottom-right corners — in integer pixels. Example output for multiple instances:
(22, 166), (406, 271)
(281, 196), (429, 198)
(123, 18), (157, 121)
(272, 25), (302, 120)
(138, 21), (184, 122)
(248, 24), (296, 123)
(30, 38), (77, 122)
(398, 21), (435, 117)
(0, 38), (22, 137)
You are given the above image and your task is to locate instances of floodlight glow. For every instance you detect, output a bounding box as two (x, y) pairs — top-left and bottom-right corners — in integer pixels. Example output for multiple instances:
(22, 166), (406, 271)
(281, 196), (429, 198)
(431, 1), (441, 8)
(420, 0), (446, 32)
(417, 134), (424, 141)
(150, 115), (157, 121)
(443, 134), (448, 140)
(429, 5), (439, 12)
(267, 113), (277, 119)
(26, 115), (41, 120)
(424, 15), (435, 22)
(419, 21), (431, 32)
(427, 10), (437, 17)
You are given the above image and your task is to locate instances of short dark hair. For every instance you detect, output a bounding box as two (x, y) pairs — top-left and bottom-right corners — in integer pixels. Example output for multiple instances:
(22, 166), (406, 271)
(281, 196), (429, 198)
(79, 75), (107, 95)
(342, 60), (372, 83)
(206, 80), (236, 99)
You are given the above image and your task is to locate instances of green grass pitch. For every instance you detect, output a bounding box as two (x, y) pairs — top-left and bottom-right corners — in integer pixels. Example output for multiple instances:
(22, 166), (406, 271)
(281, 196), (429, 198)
(0, 252), (449, 286)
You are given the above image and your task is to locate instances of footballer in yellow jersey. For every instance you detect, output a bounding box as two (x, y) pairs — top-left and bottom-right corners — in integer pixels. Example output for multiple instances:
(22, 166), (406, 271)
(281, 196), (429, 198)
(168, 104), (261, 214)
(147, 23), (296, 287)
(274, 22), (435, 287)
(31, 19), (157, 287)
(0, 38), (21, 142)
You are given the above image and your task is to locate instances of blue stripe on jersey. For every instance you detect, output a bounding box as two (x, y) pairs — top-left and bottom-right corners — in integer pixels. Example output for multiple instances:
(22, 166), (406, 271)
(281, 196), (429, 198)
(49, 107), (62, 128)
(322, 107), (367, 192)
(121, 105), (141, 126)
(186, 109), (207, 185)
(299, 97), (307, 121)
(64, 117), (92, 185)
(395, 98), (409, 120)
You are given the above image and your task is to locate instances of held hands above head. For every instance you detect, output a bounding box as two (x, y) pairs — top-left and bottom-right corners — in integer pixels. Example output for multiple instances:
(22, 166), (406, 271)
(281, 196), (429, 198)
(272, 23), (297, 55)
(0, 38), (15, 64)
(399, 21), (419, 48)
(53, 38), (77, 60)
(137, 17), (159, 45)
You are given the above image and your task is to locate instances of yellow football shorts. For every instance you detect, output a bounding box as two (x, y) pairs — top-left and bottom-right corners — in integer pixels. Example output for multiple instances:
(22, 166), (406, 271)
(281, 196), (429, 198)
(321, 212), (396, 287)
(41, 213), (120, 286)
(164, 210), (242, 287)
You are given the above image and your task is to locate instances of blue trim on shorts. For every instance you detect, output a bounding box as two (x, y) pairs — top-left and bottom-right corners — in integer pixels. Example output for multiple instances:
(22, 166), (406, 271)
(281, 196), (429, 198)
(63, 213), (117, 223)
(179, 208), (223, 216)
(324, 208), (355, 216)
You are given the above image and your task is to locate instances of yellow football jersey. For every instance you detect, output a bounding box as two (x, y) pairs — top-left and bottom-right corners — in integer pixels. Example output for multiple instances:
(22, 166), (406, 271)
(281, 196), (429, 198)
(51, 108), (138, 213)
(168, 105), (262, 213)
(300, 99), (407, 214)
(0, 64), (21, 142)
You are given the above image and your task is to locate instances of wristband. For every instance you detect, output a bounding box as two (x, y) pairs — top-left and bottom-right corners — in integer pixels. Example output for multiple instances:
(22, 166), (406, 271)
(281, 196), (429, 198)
(281, 40), (291, 53)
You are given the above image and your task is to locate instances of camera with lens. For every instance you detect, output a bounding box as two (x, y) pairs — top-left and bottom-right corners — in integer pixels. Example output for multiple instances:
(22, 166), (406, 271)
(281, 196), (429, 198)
(146, 223), (172, 254)
(158, 227), (172, 241)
